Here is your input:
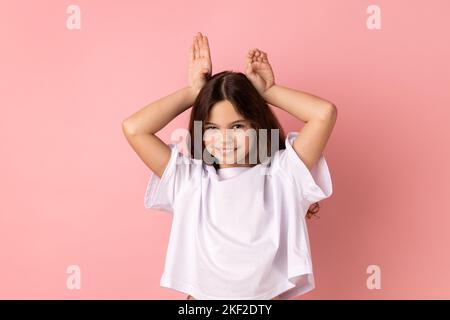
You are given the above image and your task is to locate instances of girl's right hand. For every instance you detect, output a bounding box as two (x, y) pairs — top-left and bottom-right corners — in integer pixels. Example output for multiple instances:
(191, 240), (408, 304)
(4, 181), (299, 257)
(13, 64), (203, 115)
(188, 32), (212, 95)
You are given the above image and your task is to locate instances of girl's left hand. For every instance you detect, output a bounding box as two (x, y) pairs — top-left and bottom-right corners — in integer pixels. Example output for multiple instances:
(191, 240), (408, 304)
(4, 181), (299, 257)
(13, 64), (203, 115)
(244, 48), (276, 96)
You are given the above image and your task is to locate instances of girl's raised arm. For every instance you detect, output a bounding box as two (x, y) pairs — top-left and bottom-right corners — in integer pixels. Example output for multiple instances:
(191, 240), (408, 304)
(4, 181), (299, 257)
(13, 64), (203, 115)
(122, 32), (212, 178)
(245, 48), (337, 172)
(122, 86), (198, 178)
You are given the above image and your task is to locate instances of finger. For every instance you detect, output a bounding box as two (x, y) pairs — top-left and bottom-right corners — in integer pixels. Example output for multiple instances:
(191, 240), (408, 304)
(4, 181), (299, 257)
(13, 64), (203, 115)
(246, 53), (253, 71)
(200, 34), (208, 58)
(203, 35), (211, 60)
(247, 48), (258, 58)
(246, 61), (252, 73)
(198, 33), (203, 57)
(196, 34), (201, 59)
(192, 35), (197, 60)
(246, 56), (253, 73)
(253, 49), (261, 61)
(255, 50), (263, 62)
(246, 50), (252, 61)
(245, 63), (253, 74)
(194, 35), (199, 60)
(188, 43), (194, 63)
(247, 48), (257, 63)
(261, 51), (268, 63)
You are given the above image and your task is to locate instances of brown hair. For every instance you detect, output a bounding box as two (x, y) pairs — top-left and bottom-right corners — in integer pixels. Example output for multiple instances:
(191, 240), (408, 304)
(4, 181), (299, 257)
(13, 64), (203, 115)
(187, 70), (320, 219)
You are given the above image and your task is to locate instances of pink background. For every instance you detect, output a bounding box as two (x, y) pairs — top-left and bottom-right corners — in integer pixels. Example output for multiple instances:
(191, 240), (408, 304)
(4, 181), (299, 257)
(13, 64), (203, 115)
(1, 0), (449, 299)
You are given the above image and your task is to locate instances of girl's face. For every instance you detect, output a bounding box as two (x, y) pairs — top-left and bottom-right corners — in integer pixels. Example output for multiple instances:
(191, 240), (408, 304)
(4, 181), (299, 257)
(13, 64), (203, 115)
(203, 100), (255, 168)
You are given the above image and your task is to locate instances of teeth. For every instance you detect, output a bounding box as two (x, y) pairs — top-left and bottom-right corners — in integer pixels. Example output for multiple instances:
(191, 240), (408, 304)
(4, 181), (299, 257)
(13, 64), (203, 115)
(216, 147), (236, 153)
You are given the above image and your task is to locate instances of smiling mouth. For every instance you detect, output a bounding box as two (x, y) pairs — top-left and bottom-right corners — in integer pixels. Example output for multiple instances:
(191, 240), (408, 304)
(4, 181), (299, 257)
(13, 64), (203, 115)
(215, 147), (238, 154)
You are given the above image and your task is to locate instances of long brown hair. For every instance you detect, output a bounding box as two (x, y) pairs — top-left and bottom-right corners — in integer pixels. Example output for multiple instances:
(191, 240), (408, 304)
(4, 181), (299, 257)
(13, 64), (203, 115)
(187, 70), (320, 219)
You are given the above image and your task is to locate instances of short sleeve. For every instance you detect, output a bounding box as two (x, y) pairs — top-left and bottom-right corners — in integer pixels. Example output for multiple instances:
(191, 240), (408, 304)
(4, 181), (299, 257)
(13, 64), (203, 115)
(273, 131), (333, 205)
(144, 143), (195, 213)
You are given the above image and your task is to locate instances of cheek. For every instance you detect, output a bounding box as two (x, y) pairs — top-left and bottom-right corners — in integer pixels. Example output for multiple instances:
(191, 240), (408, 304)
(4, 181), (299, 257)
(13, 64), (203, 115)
(234, 130), (248, 144)
(235, 131), (254, 150)
(203, 130), (219, 148)
(203, 139), (215, 154)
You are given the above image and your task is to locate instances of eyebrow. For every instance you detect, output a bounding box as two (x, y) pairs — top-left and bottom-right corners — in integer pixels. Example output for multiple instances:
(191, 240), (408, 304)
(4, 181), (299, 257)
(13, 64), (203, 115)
(204, 119), (247, 126)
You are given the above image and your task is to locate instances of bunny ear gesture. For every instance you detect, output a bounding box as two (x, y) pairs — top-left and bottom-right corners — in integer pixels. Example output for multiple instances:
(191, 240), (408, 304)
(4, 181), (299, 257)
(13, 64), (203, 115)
(188, 32), (213, 94)
(245, 48), (276, 96)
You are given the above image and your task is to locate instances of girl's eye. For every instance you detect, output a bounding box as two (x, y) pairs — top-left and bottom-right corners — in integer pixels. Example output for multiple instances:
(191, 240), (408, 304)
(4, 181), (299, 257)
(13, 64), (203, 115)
(204, 124), (244, 130)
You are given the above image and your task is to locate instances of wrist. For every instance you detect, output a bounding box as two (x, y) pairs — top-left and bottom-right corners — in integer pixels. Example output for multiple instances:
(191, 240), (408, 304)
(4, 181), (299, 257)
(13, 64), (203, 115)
(262, 83), (277, 101)
(185, 86), (200, 104)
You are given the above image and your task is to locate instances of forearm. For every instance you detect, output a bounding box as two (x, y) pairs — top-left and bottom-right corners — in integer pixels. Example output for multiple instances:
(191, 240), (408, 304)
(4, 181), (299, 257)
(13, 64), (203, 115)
(262, 84), (335, 122)
(122, 86), (199, 135)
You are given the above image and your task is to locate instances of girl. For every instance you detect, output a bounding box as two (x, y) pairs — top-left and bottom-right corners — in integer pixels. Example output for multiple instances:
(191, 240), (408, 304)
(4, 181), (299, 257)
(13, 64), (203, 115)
(122, 32), (337, 300)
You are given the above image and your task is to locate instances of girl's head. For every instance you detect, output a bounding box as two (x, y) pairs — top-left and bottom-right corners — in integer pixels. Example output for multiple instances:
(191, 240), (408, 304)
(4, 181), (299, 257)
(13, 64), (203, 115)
(187, 70), (320, 219)
(188, 70), (285, 169)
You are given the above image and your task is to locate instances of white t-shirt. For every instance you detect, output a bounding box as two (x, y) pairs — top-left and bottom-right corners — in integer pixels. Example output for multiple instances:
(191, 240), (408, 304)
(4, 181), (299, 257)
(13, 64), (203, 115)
(144, 131), (333, 300)
(217, 166), (251, 181)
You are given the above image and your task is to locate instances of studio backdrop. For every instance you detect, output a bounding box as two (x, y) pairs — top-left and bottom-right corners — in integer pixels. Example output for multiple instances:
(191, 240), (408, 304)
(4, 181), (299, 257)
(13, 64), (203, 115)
(1, 0), (449, 299)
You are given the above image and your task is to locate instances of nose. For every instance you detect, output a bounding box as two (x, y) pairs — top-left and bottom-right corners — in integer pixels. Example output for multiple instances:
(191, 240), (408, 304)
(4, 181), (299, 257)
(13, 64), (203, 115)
(207, 129), (237, 148)
(214, 132), (233, 145)
(221, 137), (235, 148)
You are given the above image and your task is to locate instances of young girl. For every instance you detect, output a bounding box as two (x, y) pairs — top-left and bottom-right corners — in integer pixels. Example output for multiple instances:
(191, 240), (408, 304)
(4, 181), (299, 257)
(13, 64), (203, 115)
(122, 32), (337, 300)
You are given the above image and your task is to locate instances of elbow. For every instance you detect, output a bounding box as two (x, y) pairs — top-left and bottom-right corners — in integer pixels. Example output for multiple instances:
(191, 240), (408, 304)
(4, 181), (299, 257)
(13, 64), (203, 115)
(318, 103), (337, 122)
(122, 118), (137, 137)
